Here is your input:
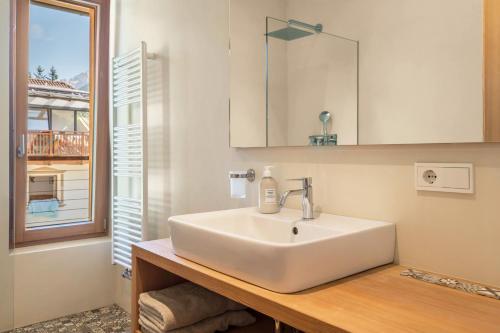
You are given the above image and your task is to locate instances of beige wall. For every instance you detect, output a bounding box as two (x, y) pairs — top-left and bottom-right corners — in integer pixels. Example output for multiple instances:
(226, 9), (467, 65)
(113, 1), (500, 315)
(0, 0), (14, 330)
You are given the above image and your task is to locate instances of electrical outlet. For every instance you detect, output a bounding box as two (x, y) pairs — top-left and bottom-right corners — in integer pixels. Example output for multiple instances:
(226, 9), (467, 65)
(415, 163), (474, 194)
(422, 169), (437, 184)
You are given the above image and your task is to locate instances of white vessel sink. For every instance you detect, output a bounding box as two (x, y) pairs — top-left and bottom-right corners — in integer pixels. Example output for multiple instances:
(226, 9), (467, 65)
(168, 207), (395, 293)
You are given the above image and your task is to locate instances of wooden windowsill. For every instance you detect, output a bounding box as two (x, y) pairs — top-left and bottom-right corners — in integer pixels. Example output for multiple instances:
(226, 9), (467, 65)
(132, 239), (500, 333)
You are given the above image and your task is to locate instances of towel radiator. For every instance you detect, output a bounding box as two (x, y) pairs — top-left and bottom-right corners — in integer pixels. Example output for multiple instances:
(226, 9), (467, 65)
(111, 42), (153, 275)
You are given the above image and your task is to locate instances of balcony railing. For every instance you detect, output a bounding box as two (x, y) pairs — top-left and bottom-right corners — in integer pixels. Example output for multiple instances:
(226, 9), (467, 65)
(27, 130), (90, 160)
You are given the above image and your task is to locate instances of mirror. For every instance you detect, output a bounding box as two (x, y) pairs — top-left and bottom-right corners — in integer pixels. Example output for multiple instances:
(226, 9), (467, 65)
(229, 0), (500, 147)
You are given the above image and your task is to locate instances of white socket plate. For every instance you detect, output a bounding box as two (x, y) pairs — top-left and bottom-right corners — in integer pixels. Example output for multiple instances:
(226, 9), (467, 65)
(415, 163), (474, 194)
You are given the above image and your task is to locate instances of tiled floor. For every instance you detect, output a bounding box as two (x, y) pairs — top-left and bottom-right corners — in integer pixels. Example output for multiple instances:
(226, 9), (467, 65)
(9, 304), (130, 333)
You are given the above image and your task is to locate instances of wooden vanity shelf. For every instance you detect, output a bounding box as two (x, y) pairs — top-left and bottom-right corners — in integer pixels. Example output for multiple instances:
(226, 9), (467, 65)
(132, 239), (500, 333)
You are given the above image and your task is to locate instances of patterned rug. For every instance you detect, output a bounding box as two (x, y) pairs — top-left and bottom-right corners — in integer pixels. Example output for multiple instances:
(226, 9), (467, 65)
(401, 268), (500, 300)
(8, 304), (130, 333)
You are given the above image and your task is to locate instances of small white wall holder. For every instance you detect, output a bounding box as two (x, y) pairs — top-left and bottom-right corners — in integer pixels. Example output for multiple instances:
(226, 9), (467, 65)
(415, 163), (474, 194)
(229, 169), (256, 182)
(228, 169), (255, 199)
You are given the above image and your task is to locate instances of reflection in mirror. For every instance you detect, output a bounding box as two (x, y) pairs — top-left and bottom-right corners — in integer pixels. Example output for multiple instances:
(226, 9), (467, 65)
(266, 17), (358, 146)
(229, 0), (358, 147)
(230, 0), (500, 147)
(229, 0), (268, 148)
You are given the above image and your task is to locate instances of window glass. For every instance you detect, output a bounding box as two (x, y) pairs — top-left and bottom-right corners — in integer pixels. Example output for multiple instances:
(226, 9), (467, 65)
(27, 109), (49, 130)
(51, 110), (75, 131)
(26, 0), (92, 230)
(76, 111), (90, 132)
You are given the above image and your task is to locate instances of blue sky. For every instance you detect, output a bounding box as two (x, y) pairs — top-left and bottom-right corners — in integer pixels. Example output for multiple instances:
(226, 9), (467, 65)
(29, 2), (89, 81)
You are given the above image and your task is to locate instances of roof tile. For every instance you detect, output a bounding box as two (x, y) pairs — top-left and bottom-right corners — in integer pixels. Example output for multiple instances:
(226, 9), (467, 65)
(28, 78), (75, 90)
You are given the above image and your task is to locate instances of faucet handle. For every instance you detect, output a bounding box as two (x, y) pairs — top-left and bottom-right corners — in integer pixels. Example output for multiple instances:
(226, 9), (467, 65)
(286, 177), (312, 188)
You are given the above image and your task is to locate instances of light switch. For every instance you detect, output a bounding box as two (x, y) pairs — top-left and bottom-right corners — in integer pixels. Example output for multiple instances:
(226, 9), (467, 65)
(415, 163), (474, 193)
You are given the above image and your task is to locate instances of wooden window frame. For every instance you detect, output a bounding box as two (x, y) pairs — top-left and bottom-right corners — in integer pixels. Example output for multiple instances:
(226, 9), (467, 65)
(484, 0), (500, 142)
(10, 0), (110, 246)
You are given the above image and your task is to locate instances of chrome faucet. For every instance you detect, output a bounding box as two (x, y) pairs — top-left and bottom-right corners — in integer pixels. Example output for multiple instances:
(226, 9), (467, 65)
(279, 177), (314, 219)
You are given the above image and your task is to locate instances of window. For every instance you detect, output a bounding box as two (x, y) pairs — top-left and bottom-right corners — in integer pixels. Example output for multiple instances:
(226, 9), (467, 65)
(11, 0), (110, 246)
(27, 108), (49, 130)
(76, 111), (90, 132)
(51, 109), (75, 131)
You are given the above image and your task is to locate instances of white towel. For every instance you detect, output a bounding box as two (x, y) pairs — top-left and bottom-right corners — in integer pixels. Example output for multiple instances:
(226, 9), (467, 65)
(139, 310), (256, 333)
(138, 282), (246, 332)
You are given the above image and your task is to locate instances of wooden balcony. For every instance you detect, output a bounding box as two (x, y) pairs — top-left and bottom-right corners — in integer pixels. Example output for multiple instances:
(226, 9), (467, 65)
(27, 130), (90, 161)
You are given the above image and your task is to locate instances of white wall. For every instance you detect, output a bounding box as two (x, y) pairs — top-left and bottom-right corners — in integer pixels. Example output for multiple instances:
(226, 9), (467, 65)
(0, 0), (14, 330)
(12, 239), (115, 328)
(112, 0), (500, 315)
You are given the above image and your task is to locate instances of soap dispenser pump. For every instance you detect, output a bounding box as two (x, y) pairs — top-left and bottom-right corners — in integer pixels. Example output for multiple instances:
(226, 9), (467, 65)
(258, 166), (279, 214)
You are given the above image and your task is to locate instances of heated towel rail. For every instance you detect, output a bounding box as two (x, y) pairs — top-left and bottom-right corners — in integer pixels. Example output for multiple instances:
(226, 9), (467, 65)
(111, 42), (153, 275)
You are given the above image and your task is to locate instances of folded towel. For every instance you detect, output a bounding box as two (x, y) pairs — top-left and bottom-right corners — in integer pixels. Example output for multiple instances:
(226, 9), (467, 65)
(139, 310), (256, 333)
(138, 282), (246, 331)
(140, 304), (164, 329)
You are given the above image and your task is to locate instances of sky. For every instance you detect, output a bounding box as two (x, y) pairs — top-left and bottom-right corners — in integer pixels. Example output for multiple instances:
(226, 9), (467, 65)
(29, 2), (90, 81)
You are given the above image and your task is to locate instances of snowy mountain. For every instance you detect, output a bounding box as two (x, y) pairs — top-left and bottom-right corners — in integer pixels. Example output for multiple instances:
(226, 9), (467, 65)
(63, 72), (89, 91)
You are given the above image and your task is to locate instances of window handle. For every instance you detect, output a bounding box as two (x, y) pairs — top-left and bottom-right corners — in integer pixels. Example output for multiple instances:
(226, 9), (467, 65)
(16, 134), (26, 158)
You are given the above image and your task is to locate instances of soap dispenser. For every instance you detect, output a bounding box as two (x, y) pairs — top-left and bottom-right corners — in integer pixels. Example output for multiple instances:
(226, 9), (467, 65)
(258, 166), (279, 214)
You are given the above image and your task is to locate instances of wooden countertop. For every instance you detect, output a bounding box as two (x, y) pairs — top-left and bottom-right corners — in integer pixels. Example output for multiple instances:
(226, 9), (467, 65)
(132, 239), (500, 333)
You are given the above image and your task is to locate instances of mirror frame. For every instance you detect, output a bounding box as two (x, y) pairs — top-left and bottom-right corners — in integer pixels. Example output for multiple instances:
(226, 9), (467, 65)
(484, 0), (500, 142)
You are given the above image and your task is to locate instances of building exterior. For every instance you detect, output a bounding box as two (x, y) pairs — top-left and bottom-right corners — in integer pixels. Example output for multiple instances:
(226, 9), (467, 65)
(26, 78), (91, 228)
(27, 78), (90, 160)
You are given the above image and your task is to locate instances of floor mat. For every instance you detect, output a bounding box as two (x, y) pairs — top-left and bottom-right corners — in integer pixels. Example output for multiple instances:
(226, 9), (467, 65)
(9, 304), (130, 333)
